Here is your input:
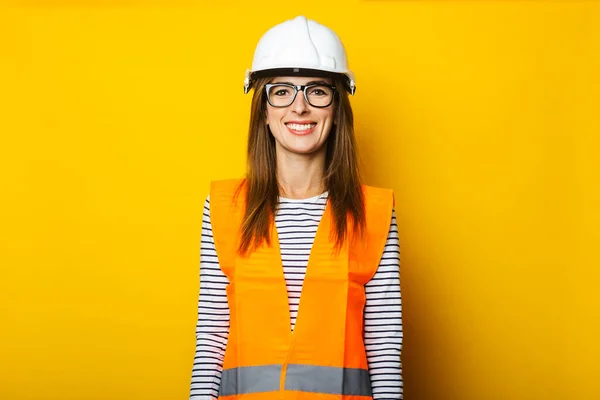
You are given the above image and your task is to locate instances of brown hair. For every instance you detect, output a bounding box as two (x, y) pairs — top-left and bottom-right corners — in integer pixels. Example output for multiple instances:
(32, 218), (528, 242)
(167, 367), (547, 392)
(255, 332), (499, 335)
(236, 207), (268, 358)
(237, 76), (365, 255)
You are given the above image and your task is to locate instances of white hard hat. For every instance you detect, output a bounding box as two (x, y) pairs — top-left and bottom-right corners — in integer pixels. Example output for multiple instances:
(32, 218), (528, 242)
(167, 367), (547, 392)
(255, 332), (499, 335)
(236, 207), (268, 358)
(244, 16), (356, 95)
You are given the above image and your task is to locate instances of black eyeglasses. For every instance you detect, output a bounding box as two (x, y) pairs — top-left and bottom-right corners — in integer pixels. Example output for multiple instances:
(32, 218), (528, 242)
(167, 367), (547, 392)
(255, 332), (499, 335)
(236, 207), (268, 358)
(265, 83), (336, 108)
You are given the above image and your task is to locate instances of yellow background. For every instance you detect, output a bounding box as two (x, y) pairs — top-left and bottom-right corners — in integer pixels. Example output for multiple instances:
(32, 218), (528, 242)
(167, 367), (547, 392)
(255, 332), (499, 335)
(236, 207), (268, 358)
(1, 1), (599, 399)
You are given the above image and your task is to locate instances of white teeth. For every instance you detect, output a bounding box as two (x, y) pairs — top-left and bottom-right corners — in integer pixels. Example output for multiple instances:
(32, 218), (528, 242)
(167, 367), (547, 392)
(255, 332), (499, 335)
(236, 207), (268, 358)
(287, 123), (316, 131)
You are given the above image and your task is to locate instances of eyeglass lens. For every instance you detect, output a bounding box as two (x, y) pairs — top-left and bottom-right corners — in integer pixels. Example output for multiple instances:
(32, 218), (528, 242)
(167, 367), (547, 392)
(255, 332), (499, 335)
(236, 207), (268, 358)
(267, 85), (334, 107)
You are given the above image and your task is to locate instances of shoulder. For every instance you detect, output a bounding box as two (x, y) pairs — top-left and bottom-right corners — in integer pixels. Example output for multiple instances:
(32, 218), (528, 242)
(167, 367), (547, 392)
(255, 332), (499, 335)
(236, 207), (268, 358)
(210, 178), (246, 193)
(208, 178), (248, 226)
(361, 184), (395, 208)
(209, 178), (247, 203)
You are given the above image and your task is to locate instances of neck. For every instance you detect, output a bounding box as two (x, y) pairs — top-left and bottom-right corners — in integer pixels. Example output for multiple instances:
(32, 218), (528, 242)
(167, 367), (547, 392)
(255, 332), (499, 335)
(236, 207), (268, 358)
(276, 147), (326, 199)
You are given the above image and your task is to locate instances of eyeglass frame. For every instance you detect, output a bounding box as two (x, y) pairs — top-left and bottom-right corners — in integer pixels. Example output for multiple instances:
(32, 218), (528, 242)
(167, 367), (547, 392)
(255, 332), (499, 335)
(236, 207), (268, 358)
(264, 83), (337, 108)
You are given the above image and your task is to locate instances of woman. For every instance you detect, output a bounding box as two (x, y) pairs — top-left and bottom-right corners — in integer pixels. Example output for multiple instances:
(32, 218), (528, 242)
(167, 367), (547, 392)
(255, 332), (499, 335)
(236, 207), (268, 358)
(190, 16), (403, 400)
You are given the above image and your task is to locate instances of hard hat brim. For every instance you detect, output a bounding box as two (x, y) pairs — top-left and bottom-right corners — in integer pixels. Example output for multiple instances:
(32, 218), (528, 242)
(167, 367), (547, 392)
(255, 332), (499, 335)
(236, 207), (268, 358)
(244, 68), (355, 95)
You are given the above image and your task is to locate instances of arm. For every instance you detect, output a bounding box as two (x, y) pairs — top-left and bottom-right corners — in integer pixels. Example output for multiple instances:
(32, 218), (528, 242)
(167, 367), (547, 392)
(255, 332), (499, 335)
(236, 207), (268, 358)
(190, 196), (230, 400)
(364, 209), (403, 400)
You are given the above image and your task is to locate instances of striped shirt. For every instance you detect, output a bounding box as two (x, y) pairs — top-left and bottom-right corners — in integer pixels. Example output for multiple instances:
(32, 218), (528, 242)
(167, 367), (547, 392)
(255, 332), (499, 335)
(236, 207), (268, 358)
(190, 192), (403, 399)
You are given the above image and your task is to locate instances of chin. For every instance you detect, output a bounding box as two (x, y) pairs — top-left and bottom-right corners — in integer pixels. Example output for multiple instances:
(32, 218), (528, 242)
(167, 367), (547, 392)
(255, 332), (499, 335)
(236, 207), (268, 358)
(280, 141), (321, 155)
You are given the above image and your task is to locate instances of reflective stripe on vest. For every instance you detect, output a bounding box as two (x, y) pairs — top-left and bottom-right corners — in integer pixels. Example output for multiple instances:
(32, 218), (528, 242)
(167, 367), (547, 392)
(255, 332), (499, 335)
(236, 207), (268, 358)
(219, 365), (372, 396)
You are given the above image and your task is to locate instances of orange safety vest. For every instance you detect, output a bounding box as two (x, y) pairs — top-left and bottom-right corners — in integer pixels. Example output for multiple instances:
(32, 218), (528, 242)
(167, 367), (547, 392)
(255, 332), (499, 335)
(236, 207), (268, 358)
(210, 179), (394, 400)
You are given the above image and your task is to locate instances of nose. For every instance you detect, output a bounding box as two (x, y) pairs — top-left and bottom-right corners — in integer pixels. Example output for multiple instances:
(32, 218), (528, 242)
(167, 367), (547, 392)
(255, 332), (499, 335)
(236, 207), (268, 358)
(291, 88), (309, 114)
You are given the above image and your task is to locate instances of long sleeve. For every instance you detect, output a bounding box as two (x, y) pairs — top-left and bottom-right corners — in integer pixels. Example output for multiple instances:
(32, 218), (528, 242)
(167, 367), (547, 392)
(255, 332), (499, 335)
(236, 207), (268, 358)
(364, 209), (403, 399)
(190, 196), (229, 400)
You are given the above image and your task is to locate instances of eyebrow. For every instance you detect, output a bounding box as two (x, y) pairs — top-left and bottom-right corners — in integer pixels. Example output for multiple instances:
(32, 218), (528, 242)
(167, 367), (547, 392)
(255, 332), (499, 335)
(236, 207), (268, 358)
(272, 80), (330, 86)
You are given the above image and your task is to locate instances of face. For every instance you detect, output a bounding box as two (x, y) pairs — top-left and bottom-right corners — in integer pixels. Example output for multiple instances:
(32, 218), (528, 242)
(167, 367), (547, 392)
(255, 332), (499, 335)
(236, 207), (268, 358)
(265, 76), (335, 157)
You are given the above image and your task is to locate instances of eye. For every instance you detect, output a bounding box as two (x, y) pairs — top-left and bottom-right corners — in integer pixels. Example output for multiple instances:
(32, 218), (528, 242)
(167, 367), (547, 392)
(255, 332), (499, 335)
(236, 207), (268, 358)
(308, 87), (328, 96)
(269, 85), (294, 97)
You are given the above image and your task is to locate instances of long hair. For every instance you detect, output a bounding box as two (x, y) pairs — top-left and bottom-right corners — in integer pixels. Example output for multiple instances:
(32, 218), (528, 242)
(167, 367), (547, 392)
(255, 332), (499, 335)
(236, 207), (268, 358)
(238, 75), (365, 255)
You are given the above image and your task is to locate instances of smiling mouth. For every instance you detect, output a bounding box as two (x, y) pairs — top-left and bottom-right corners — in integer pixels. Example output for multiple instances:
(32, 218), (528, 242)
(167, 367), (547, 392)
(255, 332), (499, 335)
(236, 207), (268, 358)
(285, 122), (317, 133)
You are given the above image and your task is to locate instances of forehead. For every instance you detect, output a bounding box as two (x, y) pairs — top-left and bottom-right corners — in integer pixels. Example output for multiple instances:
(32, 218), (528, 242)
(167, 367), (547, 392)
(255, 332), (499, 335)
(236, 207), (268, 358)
(269, 76), (332, 85)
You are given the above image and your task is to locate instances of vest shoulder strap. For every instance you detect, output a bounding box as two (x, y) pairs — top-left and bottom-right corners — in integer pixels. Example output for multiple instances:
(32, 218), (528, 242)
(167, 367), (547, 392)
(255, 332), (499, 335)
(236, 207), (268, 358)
(355, 185), (395, 283)
(209, 180), (395, 282)
(209, 178), (246, 279)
